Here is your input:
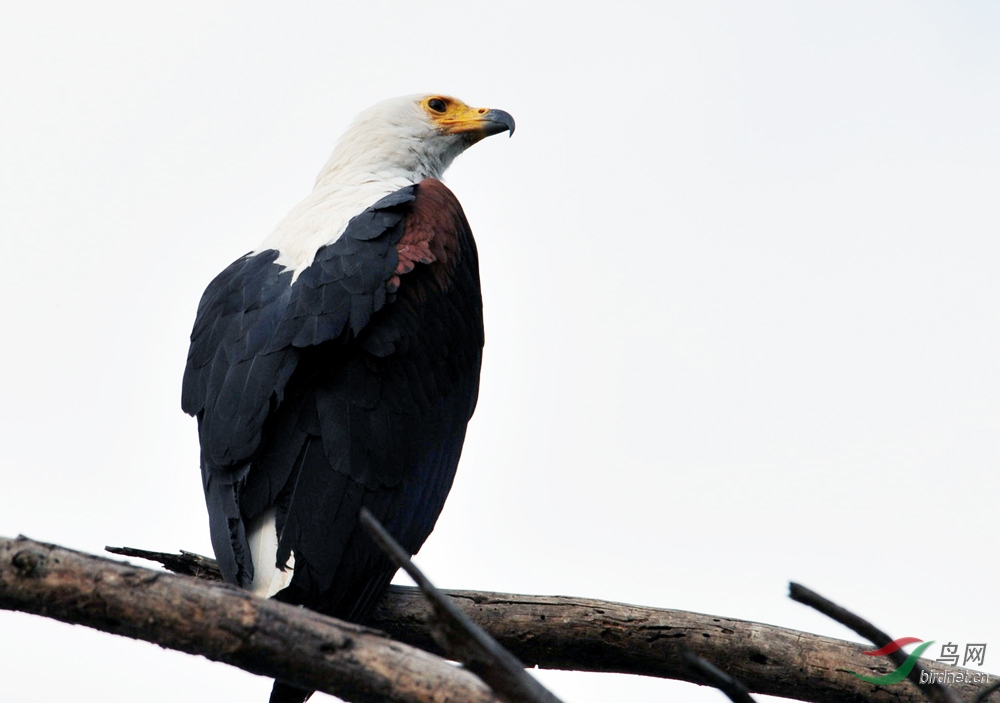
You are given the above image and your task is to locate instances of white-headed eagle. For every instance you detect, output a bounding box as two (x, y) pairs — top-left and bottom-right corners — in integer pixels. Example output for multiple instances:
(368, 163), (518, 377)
(181, 95), (514, 702)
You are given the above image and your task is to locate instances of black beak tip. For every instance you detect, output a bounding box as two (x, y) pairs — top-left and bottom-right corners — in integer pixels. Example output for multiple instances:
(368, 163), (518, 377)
(485, 109), (515, 138)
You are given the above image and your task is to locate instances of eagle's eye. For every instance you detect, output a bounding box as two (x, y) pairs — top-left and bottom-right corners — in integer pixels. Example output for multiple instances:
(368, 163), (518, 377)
(428, 98), (448, 113)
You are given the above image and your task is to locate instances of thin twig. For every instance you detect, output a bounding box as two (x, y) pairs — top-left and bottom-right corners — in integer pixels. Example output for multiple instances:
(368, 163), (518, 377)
(974, 680), (1000, 703)
(359, 508), (564, 703)
(106, 545), (222, 581)
(681, 649), (757, 703)
(789, 582), (963, 703)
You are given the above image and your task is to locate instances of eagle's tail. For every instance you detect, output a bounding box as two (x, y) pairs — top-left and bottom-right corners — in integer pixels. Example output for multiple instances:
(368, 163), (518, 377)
(269, 681), (313, 703)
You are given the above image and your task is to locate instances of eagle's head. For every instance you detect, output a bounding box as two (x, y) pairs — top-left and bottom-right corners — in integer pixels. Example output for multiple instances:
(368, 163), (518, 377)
(319, 94), (515, 186)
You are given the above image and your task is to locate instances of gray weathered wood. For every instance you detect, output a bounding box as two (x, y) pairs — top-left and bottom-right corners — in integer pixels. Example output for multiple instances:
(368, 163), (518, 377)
(17, 539), (998, 703)
(369, 587), (991, 703)
(360, 508), (565, 703)
(1, 536), (499, 703)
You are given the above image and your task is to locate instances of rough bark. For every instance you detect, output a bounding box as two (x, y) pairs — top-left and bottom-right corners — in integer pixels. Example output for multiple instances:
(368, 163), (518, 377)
(6, 537), (995, 703)
(0, 536), (498, 703)
(359, 508), (565, 703)
(369, 587), (990, 703)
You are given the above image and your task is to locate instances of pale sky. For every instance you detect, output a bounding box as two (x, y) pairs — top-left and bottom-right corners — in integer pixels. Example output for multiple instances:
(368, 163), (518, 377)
(1, 2), (998, 702)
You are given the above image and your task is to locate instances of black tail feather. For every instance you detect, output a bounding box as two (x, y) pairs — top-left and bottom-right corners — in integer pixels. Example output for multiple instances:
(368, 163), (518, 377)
(269, 681), (313, 703)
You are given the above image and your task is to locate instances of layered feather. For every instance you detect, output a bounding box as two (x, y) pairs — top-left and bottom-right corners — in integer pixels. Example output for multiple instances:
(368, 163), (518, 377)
(182, 179), (482, 608)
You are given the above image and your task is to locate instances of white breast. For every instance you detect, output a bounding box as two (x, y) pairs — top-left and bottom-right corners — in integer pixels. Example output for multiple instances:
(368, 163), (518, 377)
(246, 507), (296, 598)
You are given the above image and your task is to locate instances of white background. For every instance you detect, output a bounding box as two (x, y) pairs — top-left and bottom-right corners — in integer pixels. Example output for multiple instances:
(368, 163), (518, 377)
(1, 2), (998, 701)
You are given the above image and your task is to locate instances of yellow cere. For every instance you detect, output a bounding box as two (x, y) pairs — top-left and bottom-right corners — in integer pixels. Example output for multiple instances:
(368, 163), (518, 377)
(422, 96), (493, 134)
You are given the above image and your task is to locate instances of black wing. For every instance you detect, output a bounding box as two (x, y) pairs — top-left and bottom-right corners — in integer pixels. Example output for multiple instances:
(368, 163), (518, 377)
(182, 180), (483, 619)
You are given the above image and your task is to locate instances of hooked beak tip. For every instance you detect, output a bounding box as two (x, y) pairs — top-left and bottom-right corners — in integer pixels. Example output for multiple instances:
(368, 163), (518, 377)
(483, 108), (515, 138)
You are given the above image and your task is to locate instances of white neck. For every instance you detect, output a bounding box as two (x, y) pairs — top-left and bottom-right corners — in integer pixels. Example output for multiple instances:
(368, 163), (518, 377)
(253, 164), (420, 281)
(313, 126), (457, 190)
(253, 97), (461, 281)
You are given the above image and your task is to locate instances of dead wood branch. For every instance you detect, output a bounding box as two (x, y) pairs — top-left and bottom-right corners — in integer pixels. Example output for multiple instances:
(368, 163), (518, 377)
(369, 586), (993, 703)
(11, 538), (996, 703)
(0, 536), (498, 703)
(360, 508), (564, 703)
(975, 681), (1000, 703)
(111, 544), (997, 703)
(790, 582), (963, 703)
(681, 649), (758, 703)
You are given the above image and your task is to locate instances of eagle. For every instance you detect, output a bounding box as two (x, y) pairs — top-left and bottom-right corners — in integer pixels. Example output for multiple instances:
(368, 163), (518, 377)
(181, 94), (514, 702)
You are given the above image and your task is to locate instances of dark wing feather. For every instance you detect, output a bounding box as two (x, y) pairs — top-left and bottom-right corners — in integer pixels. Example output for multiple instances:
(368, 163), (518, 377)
(266, 179), (483, 613)
(182, 185), (419, 584)
(182, 179), (483, 616)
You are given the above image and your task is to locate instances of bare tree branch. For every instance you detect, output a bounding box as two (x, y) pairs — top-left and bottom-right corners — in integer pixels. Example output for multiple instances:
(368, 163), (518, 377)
(681, 649), (757, 703)
(789, 582), (963, 703)
(974, 680), (1000, 703)
(1, 536), (499, 703)
(107, 545), (221, 580)
(369, 585), (992, 703)
(359, 508), (565, 703)
(16, 538), (995, 703)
